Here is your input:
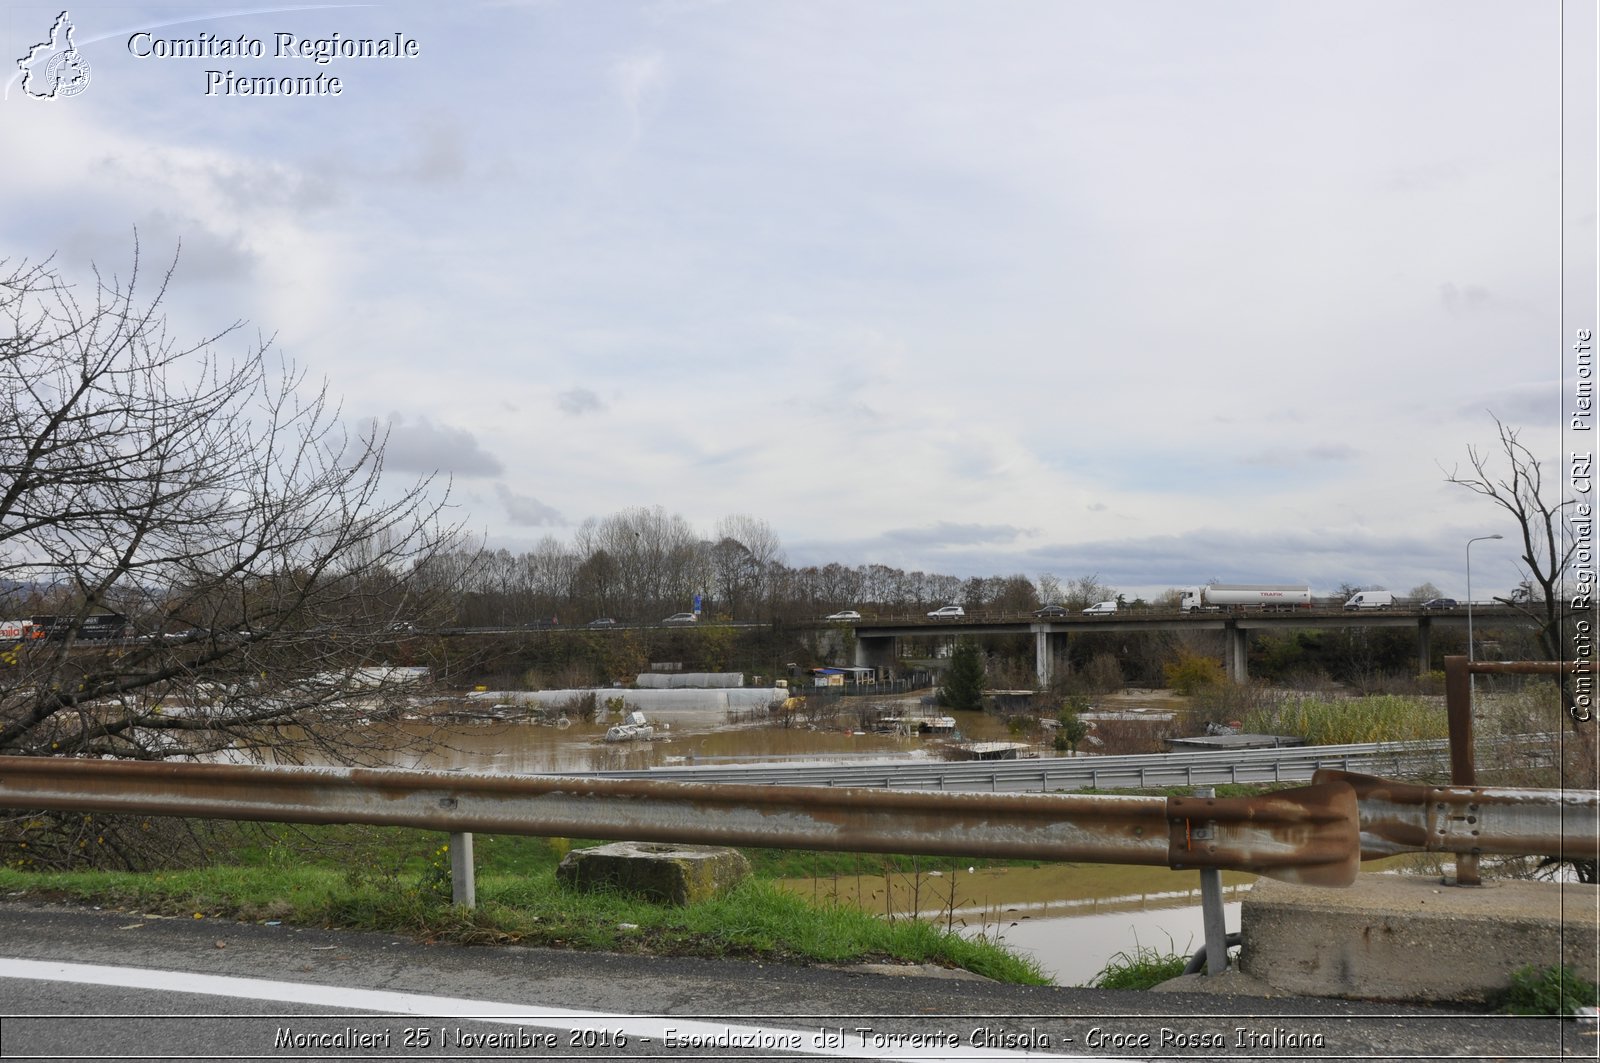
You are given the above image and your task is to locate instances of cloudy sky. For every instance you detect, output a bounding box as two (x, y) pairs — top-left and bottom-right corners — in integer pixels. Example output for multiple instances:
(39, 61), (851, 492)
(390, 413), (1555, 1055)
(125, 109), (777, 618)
(3, 1), (1594, 600)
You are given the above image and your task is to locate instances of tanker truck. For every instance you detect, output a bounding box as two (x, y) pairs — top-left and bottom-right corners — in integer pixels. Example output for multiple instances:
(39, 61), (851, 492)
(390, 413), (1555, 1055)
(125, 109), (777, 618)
(1179, 584), (1312, 613)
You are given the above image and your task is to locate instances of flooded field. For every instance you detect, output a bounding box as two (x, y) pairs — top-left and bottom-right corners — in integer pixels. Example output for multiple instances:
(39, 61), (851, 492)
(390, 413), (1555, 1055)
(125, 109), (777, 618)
(775, 858), (1256, 986)
(252, 692), (1039, 774)
(230, 687), (1405, 986)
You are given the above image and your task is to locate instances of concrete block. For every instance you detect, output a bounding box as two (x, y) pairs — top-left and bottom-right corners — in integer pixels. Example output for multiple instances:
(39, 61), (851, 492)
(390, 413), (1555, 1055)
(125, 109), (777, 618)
(556, 841), (750, 906)
(1241, 873), (1599, 1004)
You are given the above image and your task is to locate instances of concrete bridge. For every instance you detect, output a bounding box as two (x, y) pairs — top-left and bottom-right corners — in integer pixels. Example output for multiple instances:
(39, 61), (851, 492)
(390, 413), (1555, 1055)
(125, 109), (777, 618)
(848, 606), (1530, 685)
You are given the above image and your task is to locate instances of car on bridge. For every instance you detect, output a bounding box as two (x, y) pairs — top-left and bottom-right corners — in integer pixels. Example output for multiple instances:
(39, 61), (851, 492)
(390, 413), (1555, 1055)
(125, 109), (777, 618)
(1032, 604), (1069, 617)
(926, 604), (965, 619)
(1421, 598), (1459, 611)
(661, 612), (697, 624)
(587, 617), (618, 627)
(824, 610), (862, 621)
(1083, 601), (1118, 615)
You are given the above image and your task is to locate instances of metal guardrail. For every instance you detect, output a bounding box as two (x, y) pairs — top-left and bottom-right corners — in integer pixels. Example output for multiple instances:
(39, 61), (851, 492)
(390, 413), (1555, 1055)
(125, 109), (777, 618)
(561, 738), (1487, 792)
(1441, 656), (1596, 884)
(0, 755), (1362, 891)
(1, 754), (1594, 908)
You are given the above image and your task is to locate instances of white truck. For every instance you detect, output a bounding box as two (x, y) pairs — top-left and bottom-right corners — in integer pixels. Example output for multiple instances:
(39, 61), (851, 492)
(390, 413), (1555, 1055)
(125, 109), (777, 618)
(1343, 590), (1395, 610)
(1179, 584), (1312, 613)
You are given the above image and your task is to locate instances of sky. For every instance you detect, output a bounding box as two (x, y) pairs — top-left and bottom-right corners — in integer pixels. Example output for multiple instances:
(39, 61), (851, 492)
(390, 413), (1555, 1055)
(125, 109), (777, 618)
(2, 0), (1595, 601)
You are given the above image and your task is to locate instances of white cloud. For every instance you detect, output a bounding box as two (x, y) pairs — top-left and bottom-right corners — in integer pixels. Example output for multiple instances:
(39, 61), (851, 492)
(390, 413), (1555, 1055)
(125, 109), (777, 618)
(557, 388), (606, 415)
(495, 484), (564, 527)
(0, 1), (1581, 599)
(380, 415), (504, 477)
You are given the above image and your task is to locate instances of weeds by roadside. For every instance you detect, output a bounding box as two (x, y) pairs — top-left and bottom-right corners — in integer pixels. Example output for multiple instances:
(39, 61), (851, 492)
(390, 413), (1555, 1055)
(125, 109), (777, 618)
(0, 822), (1050, 986)
(1497, 965), (1599, 1016)
(1085, 937), (1190, 990)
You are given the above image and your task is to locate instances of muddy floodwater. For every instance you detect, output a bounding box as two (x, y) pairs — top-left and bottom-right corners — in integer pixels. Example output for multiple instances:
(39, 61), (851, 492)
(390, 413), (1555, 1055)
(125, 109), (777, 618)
(236, 691), (1326, 985)
(775, 859), (1256, 985)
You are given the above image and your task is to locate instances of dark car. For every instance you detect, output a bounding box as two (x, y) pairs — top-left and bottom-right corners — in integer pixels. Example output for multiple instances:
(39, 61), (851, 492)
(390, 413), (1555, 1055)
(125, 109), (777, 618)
(1420, 598), (1459, 611)
(587, 617), (618, 628)
(1032, 604), (1069, 617)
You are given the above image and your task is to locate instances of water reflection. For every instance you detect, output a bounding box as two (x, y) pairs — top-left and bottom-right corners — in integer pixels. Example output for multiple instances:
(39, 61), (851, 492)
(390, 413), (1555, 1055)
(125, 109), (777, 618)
(777, 861), (1257, 986)
(228, 699), (1033, 775)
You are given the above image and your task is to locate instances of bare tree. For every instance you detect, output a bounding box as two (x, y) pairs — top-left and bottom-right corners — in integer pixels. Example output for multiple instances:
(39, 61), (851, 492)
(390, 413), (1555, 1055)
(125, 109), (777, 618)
(1446, 415), (1589, 727)
(0, 245), (463, 765)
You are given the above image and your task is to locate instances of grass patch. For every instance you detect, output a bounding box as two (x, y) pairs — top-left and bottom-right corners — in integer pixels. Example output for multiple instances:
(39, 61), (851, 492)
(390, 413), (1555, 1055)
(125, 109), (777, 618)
(1498, 965), (1599, 1016)
(1240, 694), (1447, 746)
(1085, 939), (1190, 990)
(0, 825), (1050, 986)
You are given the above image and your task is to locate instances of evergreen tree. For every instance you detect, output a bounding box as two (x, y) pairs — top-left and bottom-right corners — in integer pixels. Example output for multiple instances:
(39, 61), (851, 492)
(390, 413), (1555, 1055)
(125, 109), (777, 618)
(1054, 702), (1091, 754)
(938, 639), (987, 711)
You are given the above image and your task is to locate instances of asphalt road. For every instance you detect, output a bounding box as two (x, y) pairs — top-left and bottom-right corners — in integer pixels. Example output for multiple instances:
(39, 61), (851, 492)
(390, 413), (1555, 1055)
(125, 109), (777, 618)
(0, 900), (1586, 1061)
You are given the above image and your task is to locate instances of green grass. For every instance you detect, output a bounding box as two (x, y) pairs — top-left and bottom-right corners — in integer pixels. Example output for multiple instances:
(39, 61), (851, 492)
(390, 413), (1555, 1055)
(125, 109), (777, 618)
(1240, 694), (1448, 746)
(0, 823), (1050, 986)
(1499, 965), (1600, 1016)
(1084, 939), (1190, 990)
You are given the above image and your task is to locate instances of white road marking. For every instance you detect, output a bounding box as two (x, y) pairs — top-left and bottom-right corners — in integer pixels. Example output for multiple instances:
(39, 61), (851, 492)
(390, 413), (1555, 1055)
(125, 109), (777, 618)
(0, 957), (1100, 1061)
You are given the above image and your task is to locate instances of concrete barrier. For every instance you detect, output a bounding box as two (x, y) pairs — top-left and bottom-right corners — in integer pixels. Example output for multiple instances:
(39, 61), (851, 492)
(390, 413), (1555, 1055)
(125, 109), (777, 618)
(1239, 874), (1598, 1004)
(556, 841), (750, 906)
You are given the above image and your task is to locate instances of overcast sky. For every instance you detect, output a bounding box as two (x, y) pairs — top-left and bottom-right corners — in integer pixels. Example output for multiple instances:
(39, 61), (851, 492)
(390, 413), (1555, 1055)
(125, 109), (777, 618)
(4, 1), (1594, 600)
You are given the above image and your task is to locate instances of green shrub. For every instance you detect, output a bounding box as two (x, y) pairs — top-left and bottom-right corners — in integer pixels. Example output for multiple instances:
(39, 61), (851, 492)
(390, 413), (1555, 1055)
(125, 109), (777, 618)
(1087, 940), (1189, 989)
(1163, 654), (1225, 697)
(1500, 965), (1599, 1016)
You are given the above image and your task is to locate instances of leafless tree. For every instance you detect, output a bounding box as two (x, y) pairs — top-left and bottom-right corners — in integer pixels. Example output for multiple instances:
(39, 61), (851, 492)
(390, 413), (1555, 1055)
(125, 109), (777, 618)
(1447, 415), (1592, 732)
(1447, 418), (1574, 656)
(0, 245), (465, 765)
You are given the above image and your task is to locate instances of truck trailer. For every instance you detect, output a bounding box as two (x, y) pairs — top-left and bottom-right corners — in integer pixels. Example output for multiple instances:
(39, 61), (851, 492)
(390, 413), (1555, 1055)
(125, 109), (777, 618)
(0, 619), (37, 642)
(1179, 584), (1312, 613)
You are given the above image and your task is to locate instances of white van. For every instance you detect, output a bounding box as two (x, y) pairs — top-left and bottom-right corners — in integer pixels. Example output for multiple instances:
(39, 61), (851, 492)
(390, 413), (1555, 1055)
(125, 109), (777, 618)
(1343, 590), (1395, 611)
(1082, 600), (1118, 615)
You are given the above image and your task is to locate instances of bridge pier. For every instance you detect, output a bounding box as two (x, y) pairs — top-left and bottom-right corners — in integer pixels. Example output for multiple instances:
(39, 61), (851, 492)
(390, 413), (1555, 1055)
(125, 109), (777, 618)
(854, 633), (897, 678)
(1418, 617), (1432, 674)
(1033, 627), (1068, 687)
(1224, 623), (1249, 683)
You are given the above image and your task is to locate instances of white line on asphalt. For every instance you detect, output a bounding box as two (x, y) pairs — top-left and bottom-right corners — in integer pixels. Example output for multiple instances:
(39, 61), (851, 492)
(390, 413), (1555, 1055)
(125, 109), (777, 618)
(0, 957), (1101, 1061)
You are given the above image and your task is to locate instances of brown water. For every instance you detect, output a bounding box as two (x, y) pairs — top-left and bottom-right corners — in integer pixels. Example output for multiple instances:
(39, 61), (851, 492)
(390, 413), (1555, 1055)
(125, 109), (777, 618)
(776, 861), (1257, 985)
(229, 692), (1386, 986)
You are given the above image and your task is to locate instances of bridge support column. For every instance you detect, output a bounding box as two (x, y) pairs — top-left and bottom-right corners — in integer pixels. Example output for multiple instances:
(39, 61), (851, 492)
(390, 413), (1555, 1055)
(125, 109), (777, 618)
(854, 633), (897, 679)
(1418, 618), (1432, 675)
(1034, 628), (1068, 688)
(1224, 623), (1249, 684)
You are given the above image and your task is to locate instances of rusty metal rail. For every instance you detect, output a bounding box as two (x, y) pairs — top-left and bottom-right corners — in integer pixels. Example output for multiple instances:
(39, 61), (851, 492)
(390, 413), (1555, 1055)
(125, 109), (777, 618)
(1, 756), (1591, 902)
(1315, 769), (1600, 863)
(0, 755), (1361, 884)
(1441, 655), (1597, 883)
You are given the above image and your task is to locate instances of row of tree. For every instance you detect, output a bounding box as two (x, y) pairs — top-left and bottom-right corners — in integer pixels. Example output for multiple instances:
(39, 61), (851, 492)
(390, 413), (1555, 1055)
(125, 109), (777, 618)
(2, 245), (1591, 772)
(414, 532), (1127, 628)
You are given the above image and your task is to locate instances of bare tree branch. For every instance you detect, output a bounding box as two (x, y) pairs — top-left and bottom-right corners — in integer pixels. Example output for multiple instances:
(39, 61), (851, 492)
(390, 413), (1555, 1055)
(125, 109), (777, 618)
(1, 244), (468, 763)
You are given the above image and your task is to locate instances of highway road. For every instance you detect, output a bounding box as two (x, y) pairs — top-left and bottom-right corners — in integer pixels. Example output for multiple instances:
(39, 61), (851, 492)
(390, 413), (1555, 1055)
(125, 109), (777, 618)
(0, 900), (1579, 1061)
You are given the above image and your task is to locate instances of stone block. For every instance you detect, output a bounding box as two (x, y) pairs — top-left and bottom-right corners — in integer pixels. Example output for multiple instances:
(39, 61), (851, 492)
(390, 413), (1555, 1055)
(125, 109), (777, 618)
(556, 841), (750, 906)
(1240, 873), (1599, 1004)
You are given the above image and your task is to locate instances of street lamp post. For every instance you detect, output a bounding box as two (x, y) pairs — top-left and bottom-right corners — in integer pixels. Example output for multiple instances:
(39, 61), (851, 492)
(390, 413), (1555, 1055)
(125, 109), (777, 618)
(1466, 534), (1503, 665)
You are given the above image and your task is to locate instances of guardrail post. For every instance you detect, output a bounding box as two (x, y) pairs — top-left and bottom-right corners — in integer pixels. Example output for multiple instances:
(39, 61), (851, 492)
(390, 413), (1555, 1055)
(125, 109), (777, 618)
(1193, 787), (1230, 975)
(450, 831), (476, 907)
(1442, 656), (1479, 886)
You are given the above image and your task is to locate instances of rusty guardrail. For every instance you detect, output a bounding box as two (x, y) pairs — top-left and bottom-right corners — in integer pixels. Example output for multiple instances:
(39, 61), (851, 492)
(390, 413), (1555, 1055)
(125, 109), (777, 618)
(1314, 769), (1599, 863)
(1, 755), (1591, 904)
(1441, 655), (1596, 884)
(0, 755), (1361, 885)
